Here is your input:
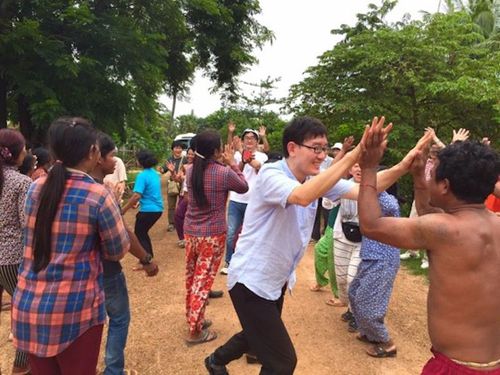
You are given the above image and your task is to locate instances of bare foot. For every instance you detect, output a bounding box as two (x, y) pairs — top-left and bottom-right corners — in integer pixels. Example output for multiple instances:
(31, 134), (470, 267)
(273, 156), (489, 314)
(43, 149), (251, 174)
(309, 284), (324, 292)
(325, 298), (346, 307)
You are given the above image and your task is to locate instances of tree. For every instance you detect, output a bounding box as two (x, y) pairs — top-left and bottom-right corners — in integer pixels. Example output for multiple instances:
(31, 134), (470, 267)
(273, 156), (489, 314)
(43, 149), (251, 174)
(286, 11), (499, 148)
(443, 0), (500, 37)
(239, 76), (283, 116)
(285, 6), (499, 208)
(0, 1), (273, 144)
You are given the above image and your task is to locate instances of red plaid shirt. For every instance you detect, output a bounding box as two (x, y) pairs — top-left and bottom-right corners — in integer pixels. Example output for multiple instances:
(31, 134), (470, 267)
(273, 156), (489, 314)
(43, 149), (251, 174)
(184, 161), (248, 237)
(12, 171), (130, 357)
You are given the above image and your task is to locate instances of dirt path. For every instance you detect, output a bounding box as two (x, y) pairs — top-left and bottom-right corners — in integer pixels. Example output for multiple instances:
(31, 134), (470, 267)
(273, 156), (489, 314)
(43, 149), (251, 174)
(0, 201), (432, 375)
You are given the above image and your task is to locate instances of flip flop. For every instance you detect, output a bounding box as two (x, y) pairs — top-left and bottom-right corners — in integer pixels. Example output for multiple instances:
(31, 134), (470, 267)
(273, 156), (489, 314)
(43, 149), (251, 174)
(325, 298), (346, 307)
(186, 329), (217, 346)
(202, 319), (213, 329)
(366, 343), (397, 358)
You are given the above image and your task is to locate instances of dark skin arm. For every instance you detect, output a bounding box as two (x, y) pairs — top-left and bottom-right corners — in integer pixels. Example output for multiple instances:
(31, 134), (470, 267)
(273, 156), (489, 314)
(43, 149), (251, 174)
(121, 193), (141, 215)
(126, 226), (159, 276)
(357, 121), (445, 250)
(409, 145), (443, 215)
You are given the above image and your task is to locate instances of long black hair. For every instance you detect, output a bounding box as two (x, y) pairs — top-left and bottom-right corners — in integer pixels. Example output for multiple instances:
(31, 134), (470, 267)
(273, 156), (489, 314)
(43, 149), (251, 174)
(191, 130), (221, 208)
(33, 117), (98, 273)
(0, 129), (26, 195)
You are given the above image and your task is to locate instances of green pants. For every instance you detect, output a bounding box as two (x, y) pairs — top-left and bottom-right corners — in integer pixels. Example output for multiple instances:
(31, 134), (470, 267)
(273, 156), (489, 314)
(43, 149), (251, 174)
(314, 226), (338, 297)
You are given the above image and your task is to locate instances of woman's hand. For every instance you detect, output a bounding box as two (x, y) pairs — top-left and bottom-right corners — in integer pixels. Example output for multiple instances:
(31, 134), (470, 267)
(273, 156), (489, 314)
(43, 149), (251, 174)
(222, 144), (236, 166)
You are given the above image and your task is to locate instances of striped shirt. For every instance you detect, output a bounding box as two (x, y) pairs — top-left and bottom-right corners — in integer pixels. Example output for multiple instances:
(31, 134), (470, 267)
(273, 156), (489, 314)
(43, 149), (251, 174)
(12, 171), (130, 357)
(184, 161), (248, 237)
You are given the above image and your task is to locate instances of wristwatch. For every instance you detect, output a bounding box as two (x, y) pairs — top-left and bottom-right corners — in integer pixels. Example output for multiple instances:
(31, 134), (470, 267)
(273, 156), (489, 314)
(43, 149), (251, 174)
(140, 254), (153, 265)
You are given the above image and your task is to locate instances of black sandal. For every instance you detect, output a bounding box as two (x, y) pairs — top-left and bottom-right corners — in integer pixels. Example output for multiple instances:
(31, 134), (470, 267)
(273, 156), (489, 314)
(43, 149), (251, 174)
(366, 344), (397, 358)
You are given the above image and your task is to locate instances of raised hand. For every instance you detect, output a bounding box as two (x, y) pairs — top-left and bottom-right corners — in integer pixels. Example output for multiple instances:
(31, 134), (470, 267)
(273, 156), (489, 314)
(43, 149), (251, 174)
(399, 131), (434, 171)
(452, 128), (470, 143)
(409, 149), (428, 178)
(481, 137), (491, 146)
(259, 125), (267, 138)
(166, 161), (175, 173)
(223, 143), (236, 166)
(358, 116), (393, 169)
(228, 121), (236, 134)
(342, 136), (355, 152)
(232, 136), (243, 153)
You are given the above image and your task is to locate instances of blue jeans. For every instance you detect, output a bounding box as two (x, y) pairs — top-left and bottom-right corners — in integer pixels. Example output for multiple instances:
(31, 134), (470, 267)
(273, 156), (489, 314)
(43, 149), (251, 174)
(103, 272), (130, 375)
(225, 201), (247, 264)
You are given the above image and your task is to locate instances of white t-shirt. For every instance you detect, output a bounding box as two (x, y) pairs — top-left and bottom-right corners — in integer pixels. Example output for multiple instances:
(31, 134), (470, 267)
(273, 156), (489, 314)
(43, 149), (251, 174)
(104, 157), (127, 185)
(229, 150), (268, 204)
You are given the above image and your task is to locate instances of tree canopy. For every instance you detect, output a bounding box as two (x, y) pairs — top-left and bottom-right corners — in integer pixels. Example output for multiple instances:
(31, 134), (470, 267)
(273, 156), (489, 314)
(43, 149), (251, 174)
(285, 3), (500, 158)
(0, 0), (272, 144)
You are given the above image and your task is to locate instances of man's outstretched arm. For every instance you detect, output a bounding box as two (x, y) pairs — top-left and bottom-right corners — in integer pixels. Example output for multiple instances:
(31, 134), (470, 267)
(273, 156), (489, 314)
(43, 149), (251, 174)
(357, 123), (443, 250)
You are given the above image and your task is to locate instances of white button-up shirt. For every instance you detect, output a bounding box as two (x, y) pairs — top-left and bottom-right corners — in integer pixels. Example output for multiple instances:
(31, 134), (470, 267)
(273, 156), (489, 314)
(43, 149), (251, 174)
(227, 159), (354, 300)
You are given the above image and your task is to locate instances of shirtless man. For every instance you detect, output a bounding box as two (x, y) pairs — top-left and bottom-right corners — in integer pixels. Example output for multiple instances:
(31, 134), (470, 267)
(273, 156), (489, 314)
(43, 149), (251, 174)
(357, 123), (500, 373)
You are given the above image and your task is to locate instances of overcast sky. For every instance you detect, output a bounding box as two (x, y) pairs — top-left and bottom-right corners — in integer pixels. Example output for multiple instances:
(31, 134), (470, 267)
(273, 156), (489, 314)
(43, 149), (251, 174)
(160, 0), (441, 118)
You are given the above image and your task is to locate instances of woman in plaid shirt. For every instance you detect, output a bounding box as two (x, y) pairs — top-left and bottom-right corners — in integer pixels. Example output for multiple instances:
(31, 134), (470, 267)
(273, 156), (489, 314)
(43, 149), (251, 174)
(184, 130), (248, 345)
(11, 118), (130, 375)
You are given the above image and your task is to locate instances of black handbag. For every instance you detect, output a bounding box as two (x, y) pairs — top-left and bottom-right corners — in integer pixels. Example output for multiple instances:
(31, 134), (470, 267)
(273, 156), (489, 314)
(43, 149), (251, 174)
(341, 221), (362, 243)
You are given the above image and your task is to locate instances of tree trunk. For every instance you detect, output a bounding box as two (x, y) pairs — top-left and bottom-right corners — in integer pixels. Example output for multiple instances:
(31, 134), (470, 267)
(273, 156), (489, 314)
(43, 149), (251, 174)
(0, 76), (7, 128)
(171, 90), (177, 119)
(17, 94), (34, 144)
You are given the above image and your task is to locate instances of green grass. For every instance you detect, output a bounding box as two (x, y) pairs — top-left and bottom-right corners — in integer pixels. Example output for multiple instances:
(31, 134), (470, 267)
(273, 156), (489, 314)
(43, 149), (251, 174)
(400, 252), (429, 280)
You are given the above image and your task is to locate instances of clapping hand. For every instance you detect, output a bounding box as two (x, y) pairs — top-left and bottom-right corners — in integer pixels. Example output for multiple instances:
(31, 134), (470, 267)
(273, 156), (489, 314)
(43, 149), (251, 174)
(358, 116), (393, 169)
(399, 130), (434, 171)
(222, 143), (236, 166)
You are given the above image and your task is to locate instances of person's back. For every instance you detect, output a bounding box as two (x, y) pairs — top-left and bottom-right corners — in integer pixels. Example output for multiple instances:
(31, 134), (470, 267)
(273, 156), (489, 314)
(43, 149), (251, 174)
(357, 135), (500, 371)
(427, 208), (500, 363)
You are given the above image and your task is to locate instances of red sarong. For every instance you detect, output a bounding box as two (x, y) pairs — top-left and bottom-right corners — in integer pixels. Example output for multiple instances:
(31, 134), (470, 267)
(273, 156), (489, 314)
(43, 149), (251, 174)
(422, 348), (500, 374)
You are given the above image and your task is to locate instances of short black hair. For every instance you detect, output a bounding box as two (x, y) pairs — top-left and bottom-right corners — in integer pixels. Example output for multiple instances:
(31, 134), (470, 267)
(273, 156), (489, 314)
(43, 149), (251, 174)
(435, 141), (500, 204)
(171, 140), (186, 150)
(97, 133), (116, 159)
(19, 153), (36, 175)
(282, 117), (328, 157)
(136, 150), (158, 169)
(32, 147), (50, 167)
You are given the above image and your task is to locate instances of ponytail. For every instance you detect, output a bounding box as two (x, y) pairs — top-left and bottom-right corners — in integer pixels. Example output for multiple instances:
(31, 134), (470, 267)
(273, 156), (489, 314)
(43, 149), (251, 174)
(32, 117), (97, 272)
(192, 156), (209, 208)
(190, 130), (221, 209)
(33, 162), (67, 272)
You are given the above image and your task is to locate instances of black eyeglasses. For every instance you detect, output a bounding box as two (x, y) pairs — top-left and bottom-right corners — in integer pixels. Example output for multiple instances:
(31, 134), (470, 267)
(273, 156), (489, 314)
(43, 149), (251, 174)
(298, 143), (329, 154)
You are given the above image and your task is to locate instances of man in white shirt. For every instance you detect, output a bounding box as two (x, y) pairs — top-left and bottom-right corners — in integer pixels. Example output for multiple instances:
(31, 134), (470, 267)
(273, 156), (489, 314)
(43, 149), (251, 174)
(221, 128), (268, 275)
(205, 116), (422, 374)
(104, 154), (128, 203)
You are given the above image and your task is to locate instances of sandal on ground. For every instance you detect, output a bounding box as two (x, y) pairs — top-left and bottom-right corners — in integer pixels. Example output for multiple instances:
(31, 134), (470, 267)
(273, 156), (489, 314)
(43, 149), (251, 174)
(356, 333), (379, 344)
(186, 329), (217, 346)
(202, 319), (213, 329)
(366, 343), (397, 358)
(325, 298), (346, 307)
(309, 284), (324, 292)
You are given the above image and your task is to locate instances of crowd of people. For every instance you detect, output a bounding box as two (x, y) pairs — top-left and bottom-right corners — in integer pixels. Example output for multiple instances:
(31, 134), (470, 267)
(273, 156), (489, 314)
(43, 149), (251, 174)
(0, 114), (499, 375)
